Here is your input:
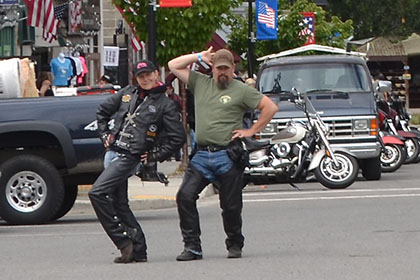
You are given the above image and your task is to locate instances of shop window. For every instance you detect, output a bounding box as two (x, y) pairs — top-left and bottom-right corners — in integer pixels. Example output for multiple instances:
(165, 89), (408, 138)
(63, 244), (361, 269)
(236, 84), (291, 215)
(0, 27), (14, 57)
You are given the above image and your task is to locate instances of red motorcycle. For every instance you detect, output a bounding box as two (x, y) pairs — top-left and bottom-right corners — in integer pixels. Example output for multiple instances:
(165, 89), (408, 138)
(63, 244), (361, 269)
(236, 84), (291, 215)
(377, 102), (420, 164)
(378, 131), (406, 173)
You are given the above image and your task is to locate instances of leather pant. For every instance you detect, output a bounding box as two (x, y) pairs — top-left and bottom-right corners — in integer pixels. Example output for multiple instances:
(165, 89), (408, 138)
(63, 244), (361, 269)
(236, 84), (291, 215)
(176, 164), (245, 252)
(89, 153), (147, 256)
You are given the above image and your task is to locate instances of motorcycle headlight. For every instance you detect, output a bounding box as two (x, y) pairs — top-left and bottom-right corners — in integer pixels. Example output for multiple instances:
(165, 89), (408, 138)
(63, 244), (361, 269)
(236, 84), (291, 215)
(262, 123), (277, 133)
(354, 119), (368, 130)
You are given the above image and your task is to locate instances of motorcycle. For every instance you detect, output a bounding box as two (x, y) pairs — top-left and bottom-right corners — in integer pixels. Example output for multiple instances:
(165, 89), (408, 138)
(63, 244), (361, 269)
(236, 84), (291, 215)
(378, 131), (406, 173)
(377, 100), (420, 164)
(388, 93), (420, 163)
(243, 89), (359, 190)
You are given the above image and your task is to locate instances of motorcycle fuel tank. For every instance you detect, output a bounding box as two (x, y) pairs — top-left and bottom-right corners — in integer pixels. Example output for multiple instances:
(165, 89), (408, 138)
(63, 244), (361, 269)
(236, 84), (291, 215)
(271, 124), (307, 144)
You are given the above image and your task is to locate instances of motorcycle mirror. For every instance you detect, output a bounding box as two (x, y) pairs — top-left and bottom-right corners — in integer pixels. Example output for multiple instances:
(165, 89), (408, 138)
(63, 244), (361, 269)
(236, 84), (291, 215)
(377, 80), (392, 93)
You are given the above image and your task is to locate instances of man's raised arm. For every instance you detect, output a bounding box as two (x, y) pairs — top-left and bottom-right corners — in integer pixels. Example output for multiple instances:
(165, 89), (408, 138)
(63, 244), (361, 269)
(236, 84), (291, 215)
(168, 46), (214, 83)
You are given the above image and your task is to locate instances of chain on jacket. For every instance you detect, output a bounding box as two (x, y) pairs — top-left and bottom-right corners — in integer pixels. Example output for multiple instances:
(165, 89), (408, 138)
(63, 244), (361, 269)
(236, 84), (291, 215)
(96, 84), (186, 161)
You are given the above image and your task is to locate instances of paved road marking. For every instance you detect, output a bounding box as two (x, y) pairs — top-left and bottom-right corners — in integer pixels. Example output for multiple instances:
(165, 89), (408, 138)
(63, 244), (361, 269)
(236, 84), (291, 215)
(244, 193), (420, 203)
(132, 195), (175, 200)
(243, 187), (420, 197)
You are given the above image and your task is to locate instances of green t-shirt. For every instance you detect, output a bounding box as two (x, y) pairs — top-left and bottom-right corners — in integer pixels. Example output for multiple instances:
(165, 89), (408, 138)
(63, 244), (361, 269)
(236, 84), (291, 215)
(188, 70), (264, 146)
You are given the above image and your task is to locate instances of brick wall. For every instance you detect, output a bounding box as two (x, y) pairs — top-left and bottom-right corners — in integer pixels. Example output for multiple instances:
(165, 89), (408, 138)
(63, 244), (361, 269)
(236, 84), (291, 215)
(102, 0), (124, 46)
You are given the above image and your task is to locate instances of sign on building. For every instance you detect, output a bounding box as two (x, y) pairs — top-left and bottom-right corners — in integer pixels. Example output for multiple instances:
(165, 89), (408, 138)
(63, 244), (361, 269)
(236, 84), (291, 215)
(103, 47), (120, 67)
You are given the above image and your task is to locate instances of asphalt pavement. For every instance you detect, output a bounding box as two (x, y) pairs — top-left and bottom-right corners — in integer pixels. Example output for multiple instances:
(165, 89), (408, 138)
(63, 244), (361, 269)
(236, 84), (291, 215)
(71, 160), (215, 215)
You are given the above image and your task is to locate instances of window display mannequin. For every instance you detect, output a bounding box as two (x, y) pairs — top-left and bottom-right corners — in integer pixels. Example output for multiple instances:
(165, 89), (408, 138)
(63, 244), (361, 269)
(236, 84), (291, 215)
(50, 52), (74, 86)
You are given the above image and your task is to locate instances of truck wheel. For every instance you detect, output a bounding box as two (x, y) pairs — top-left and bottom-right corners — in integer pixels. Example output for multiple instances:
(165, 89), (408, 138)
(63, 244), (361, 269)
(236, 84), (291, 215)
(361, 156), (381, 180)
(314, 152), (358, 189)
(51, 184), (78, 221)
(0, 155), (65, 225)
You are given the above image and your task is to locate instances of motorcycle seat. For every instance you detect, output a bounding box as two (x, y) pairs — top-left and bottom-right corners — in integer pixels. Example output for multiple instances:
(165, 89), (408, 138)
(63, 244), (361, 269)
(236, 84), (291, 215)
(242, 137), (270, 151)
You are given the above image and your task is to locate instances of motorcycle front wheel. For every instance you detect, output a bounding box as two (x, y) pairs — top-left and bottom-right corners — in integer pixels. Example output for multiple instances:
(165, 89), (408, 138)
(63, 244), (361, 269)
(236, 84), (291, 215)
(314, 151), (359, 189)
(380, 144), (406, 173)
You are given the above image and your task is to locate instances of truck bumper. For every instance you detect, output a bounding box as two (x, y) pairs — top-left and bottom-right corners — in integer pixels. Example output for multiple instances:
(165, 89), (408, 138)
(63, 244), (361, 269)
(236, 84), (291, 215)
(331, 142), (381, 159)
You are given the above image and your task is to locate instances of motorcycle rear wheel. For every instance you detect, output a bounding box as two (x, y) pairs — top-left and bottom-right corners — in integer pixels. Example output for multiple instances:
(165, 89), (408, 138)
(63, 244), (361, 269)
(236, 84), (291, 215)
(380, 144), (406, 173)
(314, 152), (358, 189)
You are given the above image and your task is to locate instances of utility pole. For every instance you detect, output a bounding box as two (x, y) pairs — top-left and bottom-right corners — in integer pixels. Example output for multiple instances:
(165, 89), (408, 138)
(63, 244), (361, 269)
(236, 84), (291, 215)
(248, 0), (255, 78)
(148, 0), (157, 65)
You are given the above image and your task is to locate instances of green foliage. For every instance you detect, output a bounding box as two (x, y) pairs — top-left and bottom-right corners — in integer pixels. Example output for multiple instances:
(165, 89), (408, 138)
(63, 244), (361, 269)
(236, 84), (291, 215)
(113, 0), (240, 66)
(228, 0), (353, 74)
(410, 114), (420, 125)
(326, 0), (420, 39)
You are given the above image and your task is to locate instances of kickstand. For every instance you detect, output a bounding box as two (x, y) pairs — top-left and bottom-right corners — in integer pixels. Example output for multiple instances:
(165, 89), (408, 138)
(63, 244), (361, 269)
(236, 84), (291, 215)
(289, 182), (302, 191)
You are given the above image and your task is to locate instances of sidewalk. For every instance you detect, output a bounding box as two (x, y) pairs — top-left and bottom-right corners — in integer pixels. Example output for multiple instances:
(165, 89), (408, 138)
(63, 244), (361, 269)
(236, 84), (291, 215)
(70, 160), (215, 215)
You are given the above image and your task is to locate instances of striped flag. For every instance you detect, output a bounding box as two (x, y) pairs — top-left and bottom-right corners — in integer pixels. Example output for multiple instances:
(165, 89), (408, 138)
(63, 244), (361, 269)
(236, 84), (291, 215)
(257, 1), (275, 28)
(24, 0), (67, 42)
(131, 34), (142, 52)
(24, 0), (57, 36)
(113, 2), (143, 52)
(43, 3), (68, 43)
(69, 0), (82, 32)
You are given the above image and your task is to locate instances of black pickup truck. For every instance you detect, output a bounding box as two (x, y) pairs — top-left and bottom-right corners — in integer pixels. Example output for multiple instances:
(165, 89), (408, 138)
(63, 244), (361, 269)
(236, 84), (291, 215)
(0, 93), (109, 224)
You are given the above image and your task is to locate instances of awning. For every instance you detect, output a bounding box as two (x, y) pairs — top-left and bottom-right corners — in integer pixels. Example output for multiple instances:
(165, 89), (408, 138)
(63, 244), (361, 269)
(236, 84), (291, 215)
(402, 33), (420, 56)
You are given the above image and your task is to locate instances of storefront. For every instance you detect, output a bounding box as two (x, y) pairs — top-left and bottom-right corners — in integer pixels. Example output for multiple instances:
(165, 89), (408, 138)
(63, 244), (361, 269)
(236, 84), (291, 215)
(357, 35), (420, 109)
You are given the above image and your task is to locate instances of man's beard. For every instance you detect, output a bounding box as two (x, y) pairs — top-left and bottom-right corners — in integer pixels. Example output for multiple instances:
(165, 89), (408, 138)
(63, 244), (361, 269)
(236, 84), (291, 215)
(217, 76), (229, 90)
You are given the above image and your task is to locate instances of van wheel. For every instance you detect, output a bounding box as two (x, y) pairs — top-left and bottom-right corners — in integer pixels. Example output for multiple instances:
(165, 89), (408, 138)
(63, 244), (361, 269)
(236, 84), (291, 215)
(0, 155), (64, 225)
(361, 156), (381, 180)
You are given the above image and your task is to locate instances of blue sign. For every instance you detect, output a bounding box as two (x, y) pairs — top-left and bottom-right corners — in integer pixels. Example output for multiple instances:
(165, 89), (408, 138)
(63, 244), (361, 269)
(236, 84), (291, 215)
(256, 0), (278, 40)
(0, 0), (19, 4)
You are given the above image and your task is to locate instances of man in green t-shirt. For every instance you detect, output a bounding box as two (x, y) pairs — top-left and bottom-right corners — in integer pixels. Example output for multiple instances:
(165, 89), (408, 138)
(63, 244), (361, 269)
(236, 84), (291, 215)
(168, 47), (278, 261)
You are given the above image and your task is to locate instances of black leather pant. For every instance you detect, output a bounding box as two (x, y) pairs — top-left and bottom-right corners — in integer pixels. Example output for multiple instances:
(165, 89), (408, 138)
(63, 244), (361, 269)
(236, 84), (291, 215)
(176, 164), (245, 252)
(89, 153), (147, 256)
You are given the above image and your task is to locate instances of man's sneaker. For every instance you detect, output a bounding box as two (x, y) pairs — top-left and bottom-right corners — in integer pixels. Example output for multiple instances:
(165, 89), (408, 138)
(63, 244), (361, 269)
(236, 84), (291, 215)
(227, 247), (242, 259)
(176, 250), (203, 261)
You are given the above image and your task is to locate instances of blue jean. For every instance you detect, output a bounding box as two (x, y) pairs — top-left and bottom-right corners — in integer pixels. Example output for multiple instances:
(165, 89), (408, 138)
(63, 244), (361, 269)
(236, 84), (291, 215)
(189, 129), (197, 153)
(190, 150), (233, 183)
(104, 150), (141, 174)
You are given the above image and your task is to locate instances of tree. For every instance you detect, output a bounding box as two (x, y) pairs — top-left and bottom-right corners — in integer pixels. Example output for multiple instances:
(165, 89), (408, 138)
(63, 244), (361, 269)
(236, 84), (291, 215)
(227, 0), (353, 73)
(113, 0), (240, 66)
(326, 0), (420, 39)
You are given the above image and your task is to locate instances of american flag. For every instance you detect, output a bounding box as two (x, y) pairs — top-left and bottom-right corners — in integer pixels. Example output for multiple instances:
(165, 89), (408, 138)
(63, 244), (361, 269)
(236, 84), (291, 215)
(24, 0), (57, 36)
(24, 0), (67, 42)
(299, 12), (316, 45)
(257, 1), (275, 29)
(43, 3), (68, 42)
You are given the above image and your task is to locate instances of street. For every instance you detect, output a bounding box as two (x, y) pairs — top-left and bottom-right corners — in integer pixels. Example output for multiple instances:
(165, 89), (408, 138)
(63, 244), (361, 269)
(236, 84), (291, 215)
(1, 163), (420, 280)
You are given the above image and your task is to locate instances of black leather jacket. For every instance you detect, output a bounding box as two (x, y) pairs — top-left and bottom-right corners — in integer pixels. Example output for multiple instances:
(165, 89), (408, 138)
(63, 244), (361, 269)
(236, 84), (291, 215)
(96, 84), (186, 161)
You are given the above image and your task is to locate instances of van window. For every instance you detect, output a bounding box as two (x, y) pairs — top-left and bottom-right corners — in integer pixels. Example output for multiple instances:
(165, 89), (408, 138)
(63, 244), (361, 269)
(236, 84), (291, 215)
(259, 63), (370, 94)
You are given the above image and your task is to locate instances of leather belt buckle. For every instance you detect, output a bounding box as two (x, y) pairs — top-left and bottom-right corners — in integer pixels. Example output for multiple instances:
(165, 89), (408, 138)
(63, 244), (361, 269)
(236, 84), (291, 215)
(198, 145), (226, 152)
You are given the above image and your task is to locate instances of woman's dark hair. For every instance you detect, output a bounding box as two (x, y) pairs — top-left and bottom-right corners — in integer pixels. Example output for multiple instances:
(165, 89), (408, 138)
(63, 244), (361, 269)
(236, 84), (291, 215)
(36, 72), (53, 89)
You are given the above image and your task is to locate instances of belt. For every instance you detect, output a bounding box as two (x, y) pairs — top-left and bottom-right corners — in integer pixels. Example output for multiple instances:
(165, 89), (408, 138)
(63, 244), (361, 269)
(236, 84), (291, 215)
(197, 145), (227, 152)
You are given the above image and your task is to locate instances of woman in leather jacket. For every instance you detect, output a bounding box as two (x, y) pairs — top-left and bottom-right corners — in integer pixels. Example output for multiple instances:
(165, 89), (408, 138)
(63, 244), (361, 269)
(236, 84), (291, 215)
(89, 59), (186, 263)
